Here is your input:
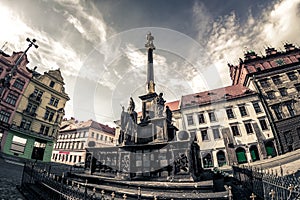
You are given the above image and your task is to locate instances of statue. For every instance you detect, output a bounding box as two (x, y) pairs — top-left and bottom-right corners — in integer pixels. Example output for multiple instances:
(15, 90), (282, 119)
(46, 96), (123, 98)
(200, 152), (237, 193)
(166, 106), (172, 124)
(145, 32), (155, 49)
(156, 92), (166, 117)
(128, 97), (135, 114)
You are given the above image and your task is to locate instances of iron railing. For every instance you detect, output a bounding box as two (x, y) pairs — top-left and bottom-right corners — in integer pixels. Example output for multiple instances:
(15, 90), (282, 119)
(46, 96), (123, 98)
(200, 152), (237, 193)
(233, 165), (300, 200)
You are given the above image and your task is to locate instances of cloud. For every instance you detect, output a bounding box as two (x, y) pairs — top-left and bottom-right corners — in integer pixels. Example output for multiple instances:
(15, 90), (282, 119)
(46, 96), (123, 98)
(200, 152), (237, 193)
(192, 0), (300, 88)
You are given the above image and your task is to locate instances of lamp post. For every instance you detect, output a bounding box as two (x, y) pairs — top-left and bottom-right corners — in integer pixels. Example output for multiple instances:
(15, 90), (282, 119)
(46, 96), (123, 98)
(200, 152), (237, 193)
(5, 38), (38, 83)
(0, 38), (38, 96)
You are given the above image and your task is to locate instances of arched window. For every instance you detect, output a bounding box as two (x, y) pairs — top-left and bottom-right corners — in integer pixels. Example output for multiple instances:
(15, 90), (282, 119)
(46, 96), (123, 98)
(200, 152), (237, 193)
(265, 141), (277, 157)
(202, 152), (213, 168)
(236, 147), (247, 164)
(249, 145), (260, 162)
(216, 151), (227, 167)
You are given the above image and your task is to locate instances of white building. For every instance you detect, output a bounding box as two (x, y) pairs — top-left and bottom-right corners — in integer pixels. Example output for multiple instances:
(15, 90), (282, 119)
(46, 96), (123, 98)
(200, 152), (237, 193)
(51, 118), (115, 165)
(180, 85), (276, 168)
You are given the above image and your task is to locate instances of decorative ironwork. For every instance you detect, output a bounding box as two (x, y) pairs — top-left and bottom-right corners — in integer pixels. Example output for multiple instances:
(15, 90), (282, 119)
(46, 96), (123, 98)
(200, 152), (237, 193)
(233, 165), (300, 200)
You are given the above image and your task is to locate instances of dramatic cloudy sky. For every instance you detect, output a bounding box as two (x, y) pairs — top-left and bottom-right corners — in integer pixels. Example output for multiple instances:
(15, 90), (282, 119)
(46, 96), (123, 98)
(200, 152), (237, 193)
(0, 0), (300, 126)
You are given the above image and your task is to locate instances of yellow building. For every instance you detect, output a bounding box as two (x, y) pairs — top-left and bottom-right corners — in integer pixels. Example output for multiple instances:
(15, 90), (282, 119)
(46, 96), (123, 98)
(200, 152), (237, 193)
(6, 69), (69, 162)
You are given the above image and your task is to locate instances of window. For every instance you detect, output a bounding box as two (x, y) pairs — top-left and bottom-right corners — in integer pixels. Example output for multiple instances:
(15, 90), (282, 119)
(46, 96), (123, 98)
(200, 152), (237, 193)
(272, 76), (282, 85)
(96, 134), (99, 140)
(13, 78), (25, 90)
(5, 93), (18, 106)
(260, 80), (270, 88)
(0, 67), (3, 75)
(272, 105), (283, 120)
(49, 96), (59, 107)
(295, 84), (300, 92)
(25, 103), (38, 114)
(73, 155), (77, 163)
(244, 123), (253, 134)
(231, 125), (240, 136)
(44, 109), (55, 121)
(266, 91), (275, 99)
(32, 88), (43, 101)
(198, 113), (205, 124)
(91, 132), (95, 138)
(187, 115), (194, 125)
(226, 108), (235, 119)
(259, 118), (268, 130)
(279, 88), (288, 96)
(201, 129), (209, 141)
(252, 102), (262, 113)
(286, 101), (295, 117)
(0, 110), (10, 123)
(212, 128), (221, 139)
(287, 72), (297, 81)
(10, 136), (27, 154)
(208, 111), (217, 122)
(239, 106), (248, 117)
(49, 81), (55, 88)
(20, 119), (31, 130)
(39, 125), (50, 135)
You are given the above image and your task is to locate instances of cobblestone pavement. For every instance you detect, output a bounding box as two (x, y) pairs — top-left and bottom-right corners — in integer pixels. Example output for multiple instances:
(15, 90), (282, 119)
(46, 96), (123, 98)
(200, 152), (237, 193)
(0, 158), (25, 200)
(0, 177), (24, 200)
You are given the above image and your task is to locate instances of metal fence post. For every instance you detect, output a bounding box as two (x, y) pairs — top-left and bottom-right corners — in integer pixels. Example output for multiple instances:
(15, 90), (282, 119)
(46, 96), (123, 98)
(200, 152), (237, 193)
(84, 179), (88, 200)
(137, 186), (141, 200)
(111, 192), (115, 200)
(101, 190), (105, 200)
(269, 189), (275, 200)
(250, 193), (256, 200)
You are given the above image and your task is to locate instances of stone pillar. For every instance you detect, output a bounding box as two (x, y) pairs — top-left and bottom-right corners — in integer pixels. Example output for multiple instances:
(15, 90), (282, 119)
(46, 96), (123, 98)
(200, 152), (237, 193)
(245, 147), (252, 163)
(212, 150), (219, 168)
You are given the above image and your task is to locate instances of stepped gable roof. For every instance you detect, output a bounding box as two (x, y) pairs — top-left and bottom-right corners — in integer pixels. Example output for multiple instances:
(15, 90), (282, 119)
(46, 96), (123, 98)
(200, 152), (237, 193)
(181, 84), (255, 108)
(60, 119), (115, 135)
(46, 69), (64, 83)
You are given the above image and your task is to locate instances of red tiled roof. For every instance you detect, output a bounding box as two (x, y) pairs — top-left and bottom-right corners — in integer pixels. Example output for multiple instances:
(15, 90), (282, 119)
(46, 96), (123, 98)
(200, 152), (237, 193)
(181, 84), (255, 108)
(165, 100), (180, 111)
(60, 119), (115, 135)
(137, 100), (180, 117)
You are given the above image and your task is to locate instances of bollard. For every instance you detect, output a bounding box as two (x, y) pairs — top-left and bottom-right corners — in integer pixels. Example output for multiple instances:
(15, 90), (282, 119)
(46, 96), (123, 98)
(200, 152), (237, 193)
(224, 185), (233, 200)
(153, 195), (157, 200)
(61, 172), (64, 183)
(137, 187), (141, 200)
(123, 194), (127, 200)
(250, 193), (256, 200)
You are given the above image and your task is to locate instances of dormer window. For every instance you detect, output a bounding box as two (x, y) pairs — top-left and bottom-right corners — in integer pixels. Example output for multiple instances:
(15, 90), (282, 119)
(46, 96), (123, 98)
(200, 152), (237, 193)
(49, 81), (55, 88)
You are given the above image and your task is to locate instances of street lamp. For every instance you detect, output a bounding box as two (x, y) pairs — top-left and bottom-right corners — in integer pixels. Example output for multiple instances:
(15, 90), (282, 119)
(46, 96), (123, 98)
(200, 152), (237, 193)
(0, 38), (38, 102)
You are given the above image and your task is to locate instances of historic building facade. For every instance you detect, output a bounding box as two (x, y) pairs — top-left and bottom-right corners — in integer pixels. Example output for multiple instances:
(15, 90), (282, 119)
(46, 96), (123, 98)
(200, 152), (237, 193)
(229, 43), (300, 154)
(0, 51), (32, 153)
(180, 85), (276, 168)
(51, 119), (115, 166)
(4, 69), (69, 162)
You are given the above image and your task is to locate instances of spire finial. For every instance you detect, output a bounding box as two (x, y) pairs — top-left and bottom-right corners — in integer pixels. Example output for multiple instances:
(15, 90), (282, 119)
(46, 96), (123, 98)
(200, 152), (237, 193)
(145, 32), (155, 49)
